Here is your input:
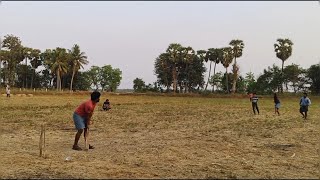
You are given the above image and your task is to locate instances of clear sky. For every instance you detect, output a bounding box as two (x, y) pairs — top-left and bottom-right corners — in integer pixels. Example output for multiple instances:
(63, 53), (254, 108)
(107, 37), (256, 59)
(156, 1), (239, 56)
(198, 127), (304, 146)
(1, 1), (319, 89)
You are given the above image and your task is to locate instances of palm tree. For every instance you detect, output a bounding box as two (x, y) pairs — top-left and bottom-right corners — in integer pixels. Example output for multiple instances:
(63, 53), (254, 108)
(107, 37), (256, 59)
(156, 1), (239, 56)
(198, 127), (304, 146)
(181, 46), (195, 93)
(274, 38), (293, 93)
(49, 48), (68, 91)
(68, 44), (88, 91)
(55, 48), (68, 91)
(206, 48), (223, 92)
(221, 47), (233, 93)
(166, 43), (183, 93)
(229, 39), (244, 93)
(196, 50), (208, 90)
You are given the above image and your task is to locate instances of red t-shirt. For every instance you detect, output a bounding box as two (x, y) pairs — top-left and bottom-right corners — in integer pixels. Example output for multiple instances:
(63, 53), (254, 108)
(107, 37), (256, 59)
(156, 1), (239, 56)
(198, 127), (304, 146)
(75, 99), (97, 118)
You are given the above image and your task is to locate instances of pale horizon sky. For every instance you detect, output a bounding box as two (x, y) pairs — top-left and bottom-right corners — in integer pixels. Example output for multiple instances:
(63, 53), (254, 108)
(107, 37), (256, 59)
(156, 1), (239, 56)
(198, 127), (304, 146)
(1, 1), (320, 89)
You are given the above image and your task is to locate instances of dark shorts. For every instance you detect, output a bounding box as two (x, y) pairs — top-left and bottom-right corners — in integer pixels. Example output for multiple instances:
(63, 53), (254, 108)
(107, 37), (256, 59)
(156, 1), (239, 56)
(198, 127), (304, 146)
(300, 106), (308, 113)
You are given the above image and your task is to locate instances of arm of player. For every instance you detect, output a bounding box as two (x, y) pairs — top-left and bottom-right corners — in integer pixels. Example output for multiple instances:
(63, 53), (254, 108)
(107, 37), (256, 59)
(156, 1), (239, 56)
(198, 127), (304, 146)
(87, 112), (93, 125)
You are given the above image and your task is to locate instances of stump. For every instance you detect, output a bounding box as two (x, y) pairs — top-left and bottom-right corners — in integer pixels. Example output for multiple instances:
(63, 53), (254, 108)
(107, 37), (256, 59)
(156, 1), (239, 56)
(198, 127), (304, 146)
(39, 124), (46, 158)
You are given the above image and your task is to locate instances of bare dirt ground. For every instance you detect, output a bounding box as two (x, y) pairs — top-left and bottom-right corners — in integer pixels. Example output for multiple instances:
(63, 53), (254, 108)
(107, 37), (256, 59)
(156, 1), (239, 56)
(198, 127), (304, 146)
(0, 93), (319, 178)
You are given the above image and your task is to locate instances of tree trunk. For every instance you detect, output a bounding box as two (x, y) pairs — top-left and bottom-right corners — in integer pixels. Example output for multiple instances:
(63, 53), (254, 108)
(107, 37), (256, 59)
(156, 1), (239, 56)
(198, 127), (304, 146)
(179, 82), (182, 93)
(57, 70), (61, 91)
(62, 74), (67, 90)
(0, 39), (1, 86)
(172, 65), (177, 93)
(0, 61), (2, 86)
(226, 68), (229, 93)
(70, 66), (76, 92)
(231, 58), (237, 94)
(8, 66), (14, 86)
(281, 60), (284, 93)
(186, 63), (190, 94)
(50, 78), (53, 89)
(212, 62), (217, 92)
(30, 68), (34, 89)
(205, 61), (212, 91)
(25, 58), (28, 89)
(3, 63), (7, 85)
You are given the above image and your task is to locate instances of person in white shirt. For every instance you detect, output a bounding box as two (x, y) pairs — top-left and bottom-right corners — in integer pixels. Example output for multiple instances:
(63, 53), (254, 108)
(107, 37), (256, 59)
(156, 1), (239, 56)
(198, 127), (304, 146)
(299, 93), (311, 119)
(6, 85), (10, 98)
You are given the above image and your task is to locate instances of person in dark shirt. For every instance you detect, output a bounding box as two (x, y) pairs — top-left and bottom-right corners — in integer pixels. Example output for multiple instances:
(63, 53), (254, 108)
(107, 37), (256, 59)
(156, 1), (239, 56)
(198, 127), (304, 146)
(251, 92), (259, 115)
(103, 99), (111, 111)
(274, 93), (280, 116)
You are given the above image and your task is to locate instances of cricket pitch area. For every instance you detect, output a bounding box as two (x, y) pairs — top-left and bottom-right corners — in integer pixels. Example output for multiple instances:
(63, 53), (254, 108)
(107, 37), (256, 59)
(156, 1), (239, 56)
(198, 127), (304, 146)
(0, 93), (319, 178)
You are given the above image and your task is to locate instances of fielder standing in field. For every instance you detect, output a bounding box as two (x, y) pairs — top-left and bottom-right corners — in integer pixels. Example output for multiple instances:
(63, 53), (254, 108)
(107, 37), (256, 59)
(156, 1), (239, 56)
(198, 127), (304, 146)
(72, 91), (101, 151)
(299, 93), (311, 120)
(274, 93), (280, 116)
(251, 92), (260, 115)
(6, 85), (10, 98)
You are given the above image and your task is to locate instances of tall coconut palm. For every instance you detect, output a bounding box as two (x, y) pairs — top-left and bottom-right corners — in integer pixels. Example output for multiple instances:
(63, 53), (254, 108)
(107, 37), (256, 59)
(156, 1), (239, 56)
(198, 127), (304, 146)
(207, 48), (223, 92)
(274, 38), (293, 93)
(221, 47), (233, 93)
(181, 46), (195, 93)
(166, 43), (183, 93)
(229, 39), (244, 93)
(196, 50), (209, 90)
(55, 48), (68, 91)
(68, 44), (88, 91)
(49, 48), (68, 91)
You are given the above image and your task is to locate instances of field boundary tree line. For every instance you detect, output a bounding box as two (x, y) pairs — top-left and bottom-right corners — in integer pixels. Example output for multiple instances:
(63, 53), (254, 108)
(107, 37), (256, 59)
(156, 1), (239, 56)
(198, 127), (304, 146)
(1, 34), (319, 95)
(0, 35), (122, 92)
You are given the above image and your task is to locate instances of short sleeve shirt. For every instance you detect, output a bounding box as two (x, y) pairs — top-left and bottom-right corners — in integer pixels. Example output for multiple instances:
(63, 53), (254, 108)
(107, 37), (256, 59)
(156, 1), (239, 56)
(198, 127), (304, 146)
(75, 100), (97, 118)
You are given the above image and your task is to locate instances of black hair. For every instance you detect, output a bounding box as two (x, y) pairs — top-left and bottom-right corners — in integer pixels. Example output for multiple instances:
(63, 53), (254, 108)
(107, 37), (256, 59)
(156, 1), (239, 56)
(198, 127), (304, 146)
(91, 91), (101, 101)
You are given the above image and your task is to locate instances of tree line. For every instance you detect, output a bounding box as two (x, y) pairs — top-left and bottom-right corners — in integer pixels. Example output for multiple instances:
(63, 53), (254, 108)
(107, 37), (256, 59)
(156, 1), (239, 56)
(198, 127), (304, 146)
(133, 39), (320, 95)
(1, 34), (318, 94)
(0, 34), (122, 92)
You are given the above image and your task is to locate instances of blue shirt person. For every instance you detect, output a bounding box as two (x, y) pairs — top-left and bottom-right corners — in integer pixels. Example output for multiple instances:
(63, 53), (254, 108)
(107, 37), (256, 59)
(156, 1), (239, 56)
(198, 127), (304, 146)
(299, 93), (311, 119)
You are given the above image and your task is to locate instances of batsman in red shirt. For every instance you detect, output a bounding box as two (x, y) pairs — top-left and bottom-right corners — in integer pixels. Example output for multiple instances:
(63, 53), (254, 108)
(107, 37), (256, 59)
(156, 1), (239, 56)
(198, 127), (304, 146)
(72, 91), (101, 151)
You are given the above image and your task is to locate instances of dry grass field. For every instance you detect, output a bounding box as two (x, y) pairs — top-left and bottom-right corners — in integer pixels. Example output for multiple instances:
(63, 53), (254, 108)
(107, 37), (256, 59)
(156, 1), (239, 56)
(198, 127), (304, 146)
(0, 93), (319, 179)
